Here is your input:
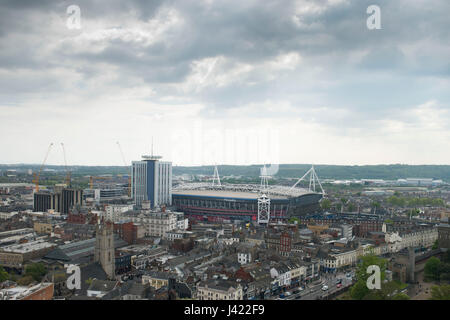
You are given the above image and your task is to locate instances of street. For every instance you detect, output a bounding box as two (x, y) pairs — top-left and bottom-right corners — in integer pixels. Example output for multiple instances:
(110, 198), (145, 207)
(283, 271), (354, 300)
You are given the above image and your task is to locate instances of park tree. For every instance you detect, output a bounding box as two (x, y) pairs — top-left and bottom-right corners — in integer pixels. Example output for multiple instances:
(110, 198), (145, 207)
(391, 293), (410, 300)
(430, 285), (450, 300)
(24, 263), (47, 282)
(350, 255), (387, 300)
(432, 240), (439, 250)
(424, 257), (441, 281)
(17, 275), (34, 286)
(0, 266), (9, 282)
(350, 279), (369, 300)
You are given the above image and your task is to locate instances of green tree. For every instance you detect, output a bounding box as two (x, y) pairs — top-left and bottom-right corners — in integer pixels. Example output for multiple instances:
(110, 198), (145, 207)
(432, 240), (439, 250)
(350, 279), (369, 300)
(340, 198), (347, 213)
(424, 257), (441, 281)
(0, 266), (9, 282)
(371, 201), (381, 214)
(288, 217), (300, 224)
(17, 275), (34, 286)
(347, 202), (356, 212)
(351, 255), (387, 300)
(430, 285), (450, 300)
(320, 199), (332, 211)
(391, 293), (410, 300)
(442, 250), (450, 263)
(24, 263), (47, 282)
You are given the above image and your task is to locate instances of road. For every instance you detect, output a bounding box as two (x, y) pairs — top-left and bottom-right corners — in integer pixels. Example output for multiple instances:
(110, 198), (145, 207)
(284, 272), (354, 300)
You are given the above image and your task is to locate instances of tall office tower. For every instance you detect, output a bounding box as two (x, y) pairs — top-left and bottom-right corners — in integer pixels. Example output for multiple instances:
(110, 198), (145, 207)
(94, 223), (115, 279)
(131, 154), (172, 208)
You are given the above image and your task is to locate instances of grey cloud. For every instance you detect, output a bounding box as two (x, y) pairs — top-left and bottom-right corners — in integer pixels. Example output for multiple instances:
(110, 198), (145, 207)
(0, 0), (449, 126)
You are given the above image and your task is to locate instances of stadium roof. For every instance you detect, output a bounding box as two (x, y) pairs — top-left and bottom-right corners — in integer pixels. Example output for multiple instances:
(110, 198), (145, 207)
(173, 183), (316, 199)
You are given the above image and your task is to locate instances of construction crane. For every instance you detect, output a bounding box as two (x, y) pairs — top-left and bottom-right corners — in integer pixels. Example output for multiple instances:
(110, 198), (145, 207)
(61, 143), (71, 187)
(32, 143), (54, 192)
(116, 141), (131, 197)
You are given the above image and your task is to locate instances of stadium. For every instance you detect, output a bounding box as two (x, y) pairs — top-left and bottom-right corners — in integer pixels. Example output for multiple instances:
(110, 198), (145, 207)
(172, 166), (324, 223)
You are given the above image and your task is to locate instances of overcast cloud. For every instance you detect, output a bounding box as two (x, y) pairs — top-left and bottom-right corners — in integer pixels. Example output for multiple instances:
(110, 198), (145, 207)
(0, 0), (449, 166)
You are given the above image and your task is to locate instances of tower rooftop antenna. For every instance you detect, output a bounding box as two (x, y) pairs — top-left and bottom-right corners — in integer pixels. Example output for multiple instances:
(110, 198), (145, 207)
(142, 137), (162, 160)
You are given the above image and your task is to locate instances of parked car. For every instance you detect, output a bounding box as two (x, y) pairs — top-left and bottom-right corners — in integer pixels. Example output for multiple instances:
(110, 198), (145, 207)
(279, 294), (285, 299)
(337, 283), (342, 289)
(322, 285), (329, 291)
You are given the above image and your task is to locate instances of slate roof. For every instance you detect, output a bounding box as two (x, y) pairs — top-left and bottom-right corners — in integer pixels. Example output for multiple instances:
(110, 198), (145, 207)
(44, 235), (128, 263)
(78, 262), (108, 295)
(88, 279), (118, 292)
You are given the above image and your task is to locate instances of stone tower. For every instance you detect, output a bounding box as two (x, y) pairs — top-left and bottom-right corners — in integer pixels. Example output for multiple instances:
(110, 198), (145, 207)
(407, 246), (415, 283)
(95, 223), (115, 279)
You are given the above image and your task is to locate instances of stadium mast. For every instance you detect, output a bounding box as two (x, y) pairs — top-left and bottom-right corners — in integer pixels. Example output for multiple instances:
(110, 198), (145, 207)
(260, 164), (270, 192)
(212, 165), (221, 187)
(290, 165), (325, 194)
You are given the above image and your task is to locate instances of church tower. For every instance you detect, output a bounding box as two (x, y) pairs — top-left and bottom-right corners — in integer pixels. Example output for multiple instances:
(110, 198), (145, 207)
(95, 222), (115, 279)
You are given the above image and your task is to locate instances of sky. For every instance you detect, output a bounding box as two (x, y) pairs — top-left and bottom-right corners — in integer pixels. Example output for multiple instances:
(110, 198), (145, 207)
(0, 0), (449, 167)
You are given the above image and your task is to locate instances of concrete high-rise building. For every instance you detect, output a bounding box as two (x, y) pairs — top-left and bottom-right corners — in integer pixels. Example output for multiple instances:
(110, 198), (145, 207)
(131, 154), (172, 208)
(61, 189), (83, 214)
(94, 223), (115, 279)
(33, 188), (83, 214)
(33, 192), (60, 212)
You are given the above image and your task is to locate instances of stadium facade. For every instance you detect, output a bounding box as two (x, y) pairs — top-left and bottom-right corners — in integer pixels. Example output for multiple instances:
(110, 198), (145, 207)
(172, 183), (323, 223)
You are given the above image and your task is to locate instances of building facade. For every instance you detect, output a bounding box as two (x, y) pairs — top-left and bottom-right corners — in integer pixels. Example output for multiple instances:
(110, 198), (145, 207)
(197, 280), (243, 300)
(131, 154), (172, 208)
(33, 188), (83, 214)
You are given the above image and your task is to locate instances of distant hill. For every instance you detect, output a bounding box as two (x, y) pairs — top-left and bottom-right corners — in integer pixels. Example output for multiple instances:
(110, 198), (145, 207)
(173, 164), (450, 181)
(1, 164), (449, 181)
